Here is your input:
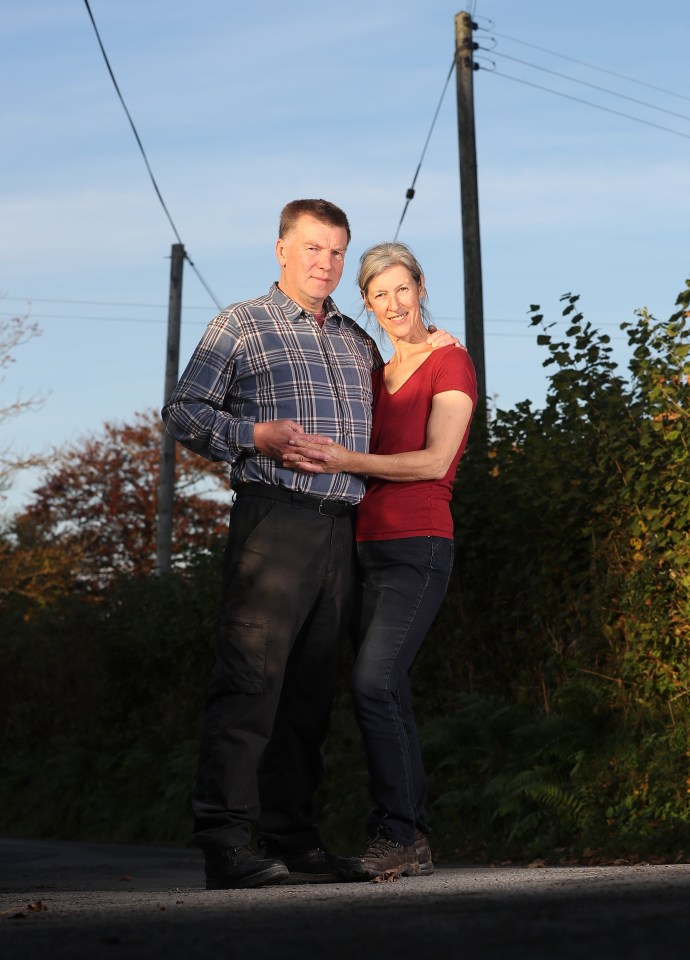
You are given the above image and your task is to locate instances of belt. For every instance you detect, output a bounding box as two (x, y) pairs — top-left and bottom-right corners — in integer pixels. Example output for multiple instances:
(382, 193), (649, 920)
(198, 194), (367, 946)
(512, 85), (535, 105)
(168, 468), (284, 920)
(232, 482), (354, 518)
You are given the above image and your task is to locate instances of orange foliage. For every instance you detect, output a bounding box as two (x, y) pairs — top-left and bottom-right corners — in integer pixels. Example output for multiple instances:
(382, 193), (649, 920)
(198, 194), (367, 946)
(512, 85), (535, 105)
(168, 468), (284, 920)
(3, 411), (230, 604)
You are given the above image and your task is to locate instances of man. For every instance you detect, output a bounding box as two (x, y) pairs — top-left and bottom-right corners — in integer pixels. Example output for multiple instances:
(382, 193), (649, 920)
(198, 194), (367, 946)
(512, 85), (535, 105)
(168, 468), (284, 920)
(162, 199), (448, 889)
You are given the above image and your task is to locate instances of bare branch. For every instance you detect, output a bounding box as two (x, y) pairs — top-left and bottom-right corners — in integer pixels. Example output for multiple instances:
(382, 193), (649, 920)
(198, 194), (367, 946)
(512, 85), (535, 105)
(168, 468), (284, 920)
(0, 306), (49, 500)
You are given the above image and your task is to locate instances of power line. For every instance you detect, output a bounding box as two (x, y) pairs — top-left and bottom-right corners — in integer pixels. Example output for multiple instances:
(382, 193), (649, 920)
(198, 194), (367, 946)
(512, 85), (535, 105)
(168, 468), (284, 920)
(2, 296), (211, 311)
(0, 299), (636, 332)
(434, 316), (627, 329)
(393, 55), (456, 240)
(83, 0), (181, 245)
(178, 253), (223, 312)
(485, 68), (690, 142)
(83, 0), (223, 311)
(0, 308), (234, 332)
(1, 311), (180, 325)
(0, 308), (631, 336)
(483, 48), (690, 125)
(477, 26), (690, 104)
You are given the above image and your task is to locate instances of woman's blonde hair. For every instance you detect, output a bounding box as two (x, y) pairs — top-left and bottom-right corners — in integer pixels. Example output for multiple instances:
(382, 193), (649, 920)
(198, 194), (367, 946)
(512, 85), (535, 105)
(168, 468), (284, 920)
(357, 242), (430, 325)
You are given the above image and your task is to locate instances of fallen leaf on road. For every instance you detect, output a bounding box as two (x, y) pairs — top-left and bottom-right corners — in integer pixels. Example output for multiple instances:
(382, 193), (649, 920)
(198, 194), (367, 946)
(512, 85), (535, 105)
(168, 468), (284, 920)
(372, 870), (399, 883)
(26, 901), (48, 913)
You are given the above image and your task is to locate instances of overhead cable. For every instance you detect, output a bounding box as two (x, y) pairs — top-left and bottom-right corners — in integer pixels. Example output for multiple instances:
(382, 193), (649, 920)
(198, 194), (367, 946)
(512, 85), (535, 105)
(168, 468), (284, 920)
(477, 27), (690, 104)
(485, 68), (690, 142)
(484, 48), (690, 124)
(2, 296), (210, 311)
(394, 55), (456, 240)
(0, 308), (630, 340)
(83, 0), (223, 310)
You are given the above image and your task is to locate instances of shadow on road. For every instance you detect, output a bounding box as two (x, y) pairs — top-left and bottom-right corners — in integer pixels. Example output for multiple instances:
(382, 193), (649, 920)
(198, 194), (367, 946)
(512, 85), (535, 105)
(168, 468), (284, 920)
(2, 838), (690, 959)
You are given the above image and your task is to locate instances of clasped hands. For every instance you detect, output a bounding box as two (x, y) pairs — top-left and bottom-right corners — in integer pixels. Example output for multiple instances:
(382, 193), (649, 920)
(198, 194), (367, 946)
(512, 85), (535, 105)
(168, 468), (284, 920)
(253, 419), (342, 473)
(283, 434), (342, 474)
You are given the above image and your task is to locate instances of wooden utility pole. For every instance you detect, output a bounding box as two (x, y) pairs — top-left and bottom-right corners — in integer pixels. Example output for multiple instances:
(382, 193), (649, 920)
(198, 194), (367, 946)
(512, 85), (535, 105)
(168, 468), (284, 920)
(455, 10), (486, 402)
(155, 242), (184, 574)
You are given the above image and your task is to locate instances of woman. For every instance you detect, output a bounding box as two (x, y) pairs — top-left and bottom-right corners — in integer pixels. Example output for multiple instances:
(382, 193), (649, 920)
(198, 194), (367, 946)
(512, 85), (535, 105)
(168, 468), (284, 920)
(284, 242), (476, 880)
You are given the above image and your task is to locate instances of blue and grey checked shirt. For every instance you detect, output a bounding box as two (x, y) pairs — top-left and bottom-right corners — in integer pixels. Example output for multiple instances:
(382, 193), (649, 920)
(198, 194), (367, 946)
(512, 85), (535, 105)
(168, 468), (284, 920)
(162, 283), (383, 504)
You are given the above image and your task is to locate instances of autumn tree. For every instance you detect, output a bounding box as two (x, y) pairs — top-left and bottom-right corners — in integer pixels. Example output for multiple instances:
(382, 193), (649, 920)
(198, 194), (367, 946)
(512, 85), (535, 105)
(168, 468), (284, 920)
(3, 410), (230, 602)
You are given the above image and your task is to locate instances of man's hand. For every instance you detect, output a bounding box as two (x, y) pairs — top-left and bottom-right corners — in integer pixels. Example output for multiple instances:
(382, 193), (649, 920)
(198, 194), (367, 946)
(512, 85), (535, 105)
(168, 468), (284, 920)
(253, 420), (305, 461)
(426, 324), (466, 350)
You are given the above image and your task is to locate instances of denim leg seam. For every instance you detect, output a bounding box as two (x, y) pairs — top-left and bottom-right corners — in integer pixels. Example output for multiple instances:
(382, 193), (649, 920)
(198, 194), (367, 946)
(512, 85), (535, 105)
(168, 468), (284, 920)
(377, 550), (433, 840)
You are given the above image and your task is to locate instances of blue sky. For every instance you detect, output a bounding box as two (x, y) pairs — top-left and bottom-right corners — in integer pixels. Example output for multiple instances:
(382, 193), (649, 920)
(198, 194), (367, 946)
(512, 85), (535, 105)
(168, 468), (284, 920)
(2, 0), (689, 515)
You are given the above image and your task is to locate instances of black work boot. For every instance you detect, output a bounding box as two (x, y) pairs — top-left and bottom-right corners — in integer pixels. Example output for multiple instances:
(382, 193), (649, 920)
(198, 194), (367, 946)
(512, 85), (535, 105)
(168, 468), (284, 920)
(270, 847), (345, 884)
(203, 845), (289, 890)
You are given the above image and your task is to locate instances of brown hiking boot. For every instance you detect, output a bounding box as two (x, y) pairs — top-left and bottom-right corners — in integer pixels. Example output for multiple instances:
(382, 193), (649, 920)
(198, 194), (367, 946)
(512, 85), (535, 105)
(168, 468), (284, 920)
(414, 830), (434, 876)
(341, 834), (420, 881)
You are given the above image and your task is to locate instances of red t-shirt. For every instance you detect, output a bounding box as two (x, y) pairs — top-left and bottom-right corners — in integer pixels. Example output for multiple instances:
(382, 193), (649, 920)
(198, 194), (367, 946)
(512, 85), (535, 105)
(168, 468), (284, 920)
(355, 345), (477, 542)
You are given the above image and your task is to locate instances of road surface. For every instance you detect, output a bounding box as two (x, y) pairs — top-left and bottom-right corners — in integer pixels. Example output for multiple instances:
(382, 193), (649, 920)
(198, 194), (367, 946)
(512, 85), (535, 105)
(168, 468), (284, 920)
(2, 837), (689, 959)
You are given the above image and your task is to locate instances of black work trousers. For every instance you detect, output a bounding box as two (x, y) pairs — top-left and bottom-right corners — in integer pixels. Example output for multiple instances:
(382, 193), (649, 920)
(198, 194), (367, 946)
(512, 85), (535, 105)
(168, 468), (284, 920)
(192, 493), (354, 854)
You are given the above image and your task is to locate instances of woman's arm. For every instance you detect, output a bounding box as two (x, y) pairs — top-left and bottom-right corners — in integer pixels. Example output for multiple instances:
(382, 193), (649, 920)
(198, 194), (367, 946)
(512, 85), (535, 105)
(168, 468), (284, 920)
(283, 390), (474, 482)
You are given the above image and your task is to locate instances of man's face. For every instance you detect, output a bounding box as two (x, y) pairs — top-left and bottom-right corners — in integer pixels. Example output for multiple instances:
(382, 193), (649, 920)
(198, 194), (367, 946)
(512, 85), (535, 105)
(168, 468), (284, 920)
(276, 214), (349, 313)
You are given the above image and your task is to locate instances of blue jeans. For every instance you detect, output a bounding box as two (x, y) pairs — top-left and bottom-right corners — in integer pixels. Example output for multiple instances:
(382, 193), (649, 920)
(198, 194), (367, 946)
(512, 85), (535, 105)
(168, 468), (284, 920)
(352, 536), (454, 846)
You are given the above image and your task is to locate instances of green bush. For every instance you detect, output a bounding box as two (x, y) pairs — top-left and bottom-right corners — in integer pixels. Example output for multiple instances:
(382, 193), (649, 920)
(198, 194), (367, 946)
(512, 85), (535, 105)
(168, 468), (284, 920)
(0, 547), (222, 844)
(423, 282), (690, 861)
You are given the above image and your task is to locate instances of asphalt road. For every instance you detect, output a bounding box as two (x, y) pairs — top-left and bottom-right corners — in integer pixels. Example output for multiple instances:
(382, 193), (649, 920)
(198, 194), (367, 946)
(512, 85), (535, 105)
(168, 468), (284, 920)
(2, 837), (690, 959)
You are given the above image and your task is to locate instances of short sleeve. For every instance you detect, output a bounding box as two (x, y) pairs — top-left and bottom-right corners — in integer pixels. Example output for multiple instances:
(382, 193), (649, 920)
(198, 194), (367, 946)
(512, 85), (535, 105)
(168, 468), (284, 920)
(431, 346), (477, 404)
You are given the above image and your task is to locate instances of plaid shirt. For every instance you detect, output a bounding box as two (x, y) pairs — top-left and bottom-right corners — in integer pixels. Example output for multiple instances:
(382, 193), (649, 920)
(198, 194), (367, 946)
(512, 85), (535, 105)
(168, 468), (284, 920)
(162, 283), (383, 504)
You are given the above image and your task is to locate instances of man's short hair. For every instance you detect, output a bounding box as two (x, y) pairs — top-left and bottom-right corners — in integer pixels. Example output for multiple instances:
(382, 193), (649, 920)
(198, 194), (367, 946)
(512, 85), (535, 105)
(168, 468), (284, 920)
(279, 199), (351, 244)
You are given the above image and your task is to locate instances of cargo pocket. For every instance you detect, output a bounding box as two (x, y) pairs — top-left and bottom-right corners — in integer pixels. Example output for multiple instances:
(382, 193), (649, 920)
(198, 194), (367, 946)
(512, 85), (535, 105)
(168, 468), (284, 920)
(216, 617), (271, 693)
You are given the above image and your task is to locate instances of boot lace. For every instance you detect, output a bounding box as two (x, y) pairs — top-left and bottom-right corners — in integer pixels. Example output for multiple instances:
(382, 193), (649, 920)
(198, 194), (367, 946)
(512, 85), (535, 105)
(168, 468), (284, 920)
(363, 835), (400, 859)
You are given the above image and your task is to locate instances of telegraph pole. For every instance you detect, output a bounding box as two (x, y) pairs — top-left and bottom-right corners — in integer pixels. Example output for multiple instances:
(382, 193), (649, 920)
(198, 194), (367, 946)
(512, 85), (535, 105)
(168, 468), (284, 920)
(155, 243), (184, 574)
(455, 10), (486, 403)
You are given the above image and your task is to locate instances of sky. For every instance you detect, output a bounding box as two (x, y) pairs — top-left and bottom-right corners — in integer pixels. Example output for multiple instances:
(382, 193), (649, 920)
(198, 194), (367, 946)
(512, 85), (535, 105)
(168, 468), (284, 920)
(2, 0), (689, 516)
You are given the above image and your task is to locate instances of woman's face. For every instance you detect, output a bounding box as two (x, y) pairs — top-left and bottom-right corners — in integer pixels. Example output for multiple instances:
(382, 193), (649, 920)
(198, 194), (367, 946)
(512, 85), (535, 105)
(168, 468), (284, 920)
(363, 264), (426, 343)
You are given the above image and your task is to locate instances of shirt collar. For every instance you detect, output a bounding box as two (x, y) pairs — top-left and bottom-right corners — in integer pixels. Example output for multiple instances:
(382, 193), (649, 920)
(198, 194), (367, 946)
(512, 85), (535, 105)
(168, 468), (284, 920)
(268, 282), (344, 325)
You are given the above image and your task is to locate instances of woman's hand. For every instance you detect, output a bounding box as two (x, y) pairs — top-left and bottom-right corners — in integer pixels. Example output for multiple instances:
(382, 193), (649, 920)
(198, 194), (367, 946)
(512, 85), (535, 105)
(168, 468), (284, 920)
(426, 324), (466, 350)
(282, 435), (352, 474)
